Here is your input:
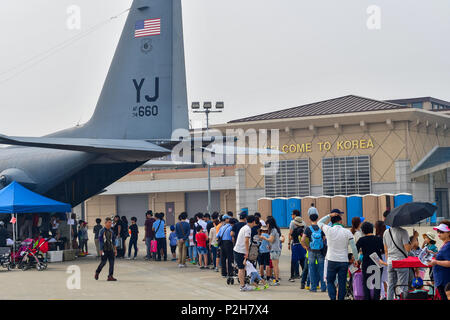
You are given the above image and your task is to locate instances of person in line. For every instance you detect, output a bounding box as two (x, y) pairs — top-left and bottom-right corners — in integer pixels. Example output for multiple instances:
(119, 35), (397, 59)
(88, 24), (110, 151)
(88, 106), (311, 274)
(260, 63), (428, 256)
(289, 216), (306, 282)
(307, 203), (318, 216)
(301, 213), (326, 292)
(233, 215), (257, 291)
(217, 215), (233, 278)
(95, 217), (117, 281)
(356, 221), (385, 300)
(153, 212), (167, 261)
(144, 210), (156, 261)
(175, 212), (190, 268)
(196, 225), (208, 269)
(422, 232), (438, 253)
(428, 221), (450, 300)
(260, 217), (282, 286)
(257, 225), (271, 280)
(169, 225), (178, 261)
(383, 223), (417, 300)
(351, 216), (365, 244)
(318, 210), (358, 300)
(245, 259), (269, 291)
(209, 218), (220, 271)
(375, 220), (388, 299)
(127, 217), (138, 260)
(231, 212), (247, 244)
(187, 217), (198, 264)
(254, 212), (266, 226)
(195, 213), (207, 231)
(93, 218), (102, 258)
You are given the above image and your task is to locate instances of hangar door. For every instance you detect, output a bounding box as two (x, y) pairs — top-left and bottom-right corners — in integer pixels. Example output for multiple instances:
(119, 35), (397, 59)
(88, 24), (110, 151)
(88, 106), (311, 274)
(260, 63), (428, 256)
(117, 194), (149, 226)
(185, 192), (220, 217)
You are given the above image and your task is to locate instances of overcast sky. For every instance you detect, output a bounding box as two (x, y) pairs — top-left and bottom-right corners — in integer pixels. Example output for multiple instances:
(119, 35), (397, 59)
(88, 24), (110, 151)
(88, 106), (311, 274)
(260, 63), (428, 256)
(0, 0), (449, 136)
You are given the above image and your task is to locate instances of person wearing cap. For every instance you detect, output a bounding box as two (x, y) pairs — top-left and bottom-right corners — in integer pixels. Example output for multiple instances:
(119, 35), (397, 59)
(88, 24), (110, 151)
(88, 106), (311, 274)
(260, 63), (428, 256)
(289, 215), (306, 282)
(428, 220), (450, 300)
(318, 209), (358, 300)
(217, 215), (234, 278)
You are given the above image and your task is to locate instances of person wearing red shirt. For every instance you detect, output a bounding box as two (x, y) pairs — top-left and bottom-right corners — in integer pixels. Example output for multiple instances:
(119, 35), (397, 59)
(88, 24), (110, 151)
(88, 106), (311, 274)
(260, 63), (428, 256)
(195, 225), (208, 269)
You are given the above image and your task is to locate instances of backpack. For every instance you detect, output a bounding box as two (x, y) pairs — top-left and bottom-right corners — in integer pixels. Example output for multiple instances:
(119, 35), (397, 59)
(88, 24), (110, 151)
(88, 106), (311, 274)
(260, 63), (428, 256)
(309, 226), (324, 251)
(248, 242), (259, 262)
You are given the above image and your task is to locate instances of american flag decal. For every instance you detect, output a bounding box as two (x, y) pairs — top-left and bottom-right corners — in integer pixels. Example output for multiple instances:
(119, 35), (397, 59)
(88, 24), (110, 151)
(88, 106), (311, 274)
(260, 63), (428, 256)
(135, 18), (161, 38)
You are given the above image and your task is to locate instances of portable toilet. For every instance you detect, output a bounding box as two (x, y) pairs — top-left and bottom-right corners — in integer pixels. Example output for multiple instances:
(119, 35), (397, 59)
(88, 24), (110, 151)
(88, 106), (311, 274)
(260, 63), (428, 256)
(378, 193), (395, 221)
(301, 196), (317, 218)
(331, 195), (347, 226)
(362, 194), (379, 223)
(316, 196), (331, 219)
(394, 193), (413, 208)
(287, 197), (301, 226)
(272, 198), (288, 228)
(346, 195), (363, 226)
(257, 198), (272, 222)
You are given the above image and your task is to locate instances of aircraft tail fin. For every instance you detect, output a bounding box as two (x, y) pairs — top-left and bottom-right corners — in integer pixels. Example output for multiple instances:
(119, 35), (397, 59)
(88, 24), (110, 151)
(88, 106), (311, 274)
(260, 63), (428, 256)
(54, 0), (189, 140)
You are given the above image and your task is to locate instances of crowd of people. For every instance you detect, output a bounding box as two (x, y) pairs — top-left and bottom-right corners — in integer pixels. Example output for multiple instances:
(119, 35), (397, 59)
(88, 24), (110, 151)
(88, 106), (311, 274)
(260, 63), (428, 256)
(87, 206), (450, 300)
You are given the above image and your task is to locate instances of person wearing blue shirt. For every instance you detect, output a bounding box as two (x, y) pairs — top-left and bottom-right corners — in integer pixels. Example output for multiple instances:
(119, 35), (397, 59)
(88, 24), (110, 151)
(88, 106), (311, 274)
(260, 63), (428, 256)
(153, 212), (167, 261)
(428, 222), (450, 300)
(175, 212), (190, 267)
(257, 225), (271, 280)
(169, 225), (178, 261)
(217, 215), (234, 278)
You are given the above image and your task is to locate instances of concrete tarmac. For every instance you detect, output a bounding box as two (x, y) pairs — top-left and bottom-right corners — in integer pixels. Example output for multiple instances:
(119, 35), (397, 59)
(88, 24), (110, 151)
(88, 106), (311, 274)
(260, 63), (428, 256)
(0, 225), (439, 300)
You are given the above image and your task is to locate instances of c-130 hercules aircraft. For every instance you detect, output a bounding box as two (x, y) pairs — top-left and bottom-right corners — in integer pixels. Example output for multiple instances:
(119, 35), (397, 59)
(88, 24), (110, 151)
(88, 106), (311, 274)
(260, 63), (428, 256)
(0, 0), (212, 206)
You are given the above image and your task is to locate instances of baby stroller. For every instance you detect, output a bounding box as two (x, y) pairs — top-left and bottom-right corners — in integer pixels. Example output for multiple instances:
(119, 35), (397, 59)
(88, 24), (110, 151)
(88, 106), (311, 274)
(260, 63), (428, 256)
(227, 242), (259, 285)
(17, 238), (49, 271)
(10, 238), (34, 268)
(0, 247), (12, 271)
(392, 256), (438, 300)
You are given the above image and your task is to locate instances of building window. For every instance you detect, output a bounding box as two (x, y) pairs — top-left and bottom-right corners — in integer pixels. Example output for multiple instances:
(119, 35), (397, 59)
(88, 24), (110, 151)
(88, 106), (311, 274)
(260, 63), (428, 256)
(412, 102), (423, 109)
(322, 155), (371, 196)
(264, 159), (310, 198)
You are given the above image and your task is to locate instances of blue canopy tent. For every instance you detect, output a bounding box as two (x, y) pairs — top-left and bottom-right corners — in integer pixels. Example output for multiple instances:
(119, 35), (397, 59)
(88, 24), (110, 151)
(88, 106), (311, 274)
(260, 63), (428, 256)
(0, 181), (71, 253)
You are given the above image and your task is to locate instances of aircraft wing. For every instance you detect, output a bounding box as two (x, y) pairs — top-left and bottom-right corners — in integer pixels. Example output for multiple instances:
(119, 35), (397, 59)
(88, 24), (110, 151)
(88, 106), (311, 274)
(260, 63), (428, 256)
(0, 134), (171, 155)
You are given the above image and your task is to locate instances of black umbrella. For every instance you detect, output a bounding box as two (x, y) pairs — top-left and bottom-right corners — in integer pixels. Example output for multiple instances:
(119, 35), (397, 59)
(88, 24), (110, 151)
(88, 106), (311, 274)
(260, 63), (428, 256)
(385, 202), (437, 227)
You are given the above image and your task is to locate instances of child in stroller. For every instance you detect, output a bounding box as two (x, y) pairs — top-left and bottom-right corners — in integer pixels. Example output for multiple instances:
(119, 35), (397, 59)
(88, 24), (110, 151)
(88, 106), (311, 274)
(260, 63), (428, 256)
(17, 234), (49, 271)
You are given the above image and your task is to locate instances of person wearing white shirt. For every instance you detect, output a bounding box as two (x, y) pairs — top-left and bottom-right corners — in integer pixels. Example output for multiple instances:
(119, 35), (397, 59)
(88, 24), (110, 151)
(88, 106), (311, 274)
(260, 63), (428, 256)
(233, 215), (257, 292)
(318, 209), (358, 300)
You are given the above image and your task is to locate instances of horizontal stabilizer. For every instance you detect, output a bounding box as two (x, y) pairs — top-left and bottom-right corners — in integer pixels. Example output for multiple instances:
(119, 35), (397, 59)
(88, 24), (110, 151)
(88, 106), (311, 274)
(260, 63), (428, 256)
(0, 135), (171, 156)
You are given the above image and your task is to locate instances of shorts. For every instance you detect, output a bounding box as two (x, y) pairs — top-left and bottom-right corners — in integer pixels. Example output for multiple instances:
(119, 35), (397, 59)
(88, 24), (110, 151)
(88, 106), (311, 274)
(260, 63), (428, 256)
(258, 252), (270, 267)
(233, 251), (246, 269)
(197, 246), (207, 255)
(250, 271), (262, 284)
(170, 245), (177, 254)
(270, 251), (281, 260)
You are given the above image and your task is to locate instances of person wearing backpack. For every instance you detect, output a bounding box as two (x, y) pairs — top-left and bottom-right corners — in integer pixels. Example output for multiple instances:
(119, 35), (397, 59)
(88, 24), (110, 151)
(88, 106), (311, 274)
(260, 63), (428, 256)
(152, 213), (167, 261)
(301, 213), (327, 292)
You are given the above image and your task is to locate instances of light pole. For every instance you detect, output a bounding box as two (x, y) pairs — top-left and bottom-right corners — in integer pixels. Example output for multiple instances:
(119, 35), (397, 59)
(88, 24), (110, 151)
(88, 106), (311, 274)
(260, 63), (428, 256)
(191, 101), (224, 214)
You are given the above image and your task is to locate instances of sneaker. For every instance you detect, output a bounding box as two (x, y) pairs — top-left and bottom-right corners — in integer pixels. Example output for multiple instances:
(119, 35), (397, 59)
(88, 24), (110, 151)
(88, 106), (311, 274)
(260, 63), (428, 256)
(271, 280), (280, 286)
(264, 283), (269, 290)
(107, 276), (117, 281)
(288, 278), (295, 282)
(126, 257), (132, 260)
(240, 285), (253, 292)
(215, 267), (219, 272)
(305, 286), (310, 290)
(300, 283), (305, 289)
(254, 286), (261, 291)
(94, 272), (99, 280)
(200, 266), (205, 269)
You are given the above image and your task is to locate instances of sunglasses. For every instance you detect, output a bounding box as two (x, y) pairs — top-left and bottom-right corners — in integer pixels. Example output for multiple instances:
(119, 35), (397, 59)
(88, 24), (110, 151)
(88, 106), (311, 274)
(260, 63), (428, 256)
(436, 230), (449, 234)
